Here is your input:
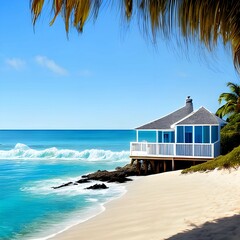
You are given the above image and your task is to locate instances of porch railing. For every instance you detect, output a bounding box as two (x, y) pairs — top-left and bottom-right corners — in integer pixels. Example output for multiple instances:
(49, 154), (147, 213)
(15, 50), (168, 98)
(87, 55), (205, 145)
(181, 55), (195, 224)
(130, 141), (220, 158)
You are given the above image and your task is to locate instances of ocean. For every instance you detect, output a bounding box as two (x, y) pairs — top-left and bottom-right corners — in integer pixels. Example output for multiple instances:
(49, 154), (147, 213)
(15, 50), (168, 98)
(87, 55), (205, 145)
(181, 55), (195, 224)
(0, 130), (135, 240)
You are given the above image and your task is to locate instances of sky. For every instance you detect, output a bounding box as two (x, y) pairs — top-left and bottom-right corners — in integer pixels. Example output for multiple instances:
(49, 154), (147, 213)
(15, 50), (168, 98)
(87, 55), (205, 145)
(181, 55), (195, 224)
(0, 1), (239, 129)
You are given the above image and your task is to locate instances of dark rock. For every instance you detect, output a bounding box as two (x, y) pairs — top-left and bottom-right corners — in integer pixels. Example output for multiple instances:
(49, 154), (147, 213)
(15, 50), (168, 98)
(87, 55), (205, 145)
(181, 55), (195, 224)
(84, 170), (132, 183)
(52, 181), (73, 189)
(52, 163), (138, 190)
(76, 178), (91, 184)
(85, 183), (108, 190)
(115, 163), (139, 176)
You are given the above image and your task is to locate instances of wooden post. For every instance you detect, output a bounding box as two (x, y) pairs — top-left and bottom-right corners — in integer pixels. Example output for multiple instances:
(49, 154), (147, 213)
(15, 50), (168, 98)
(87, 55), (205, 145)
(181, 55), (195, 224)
(136, 160), (141, 175)
(156, 161), (160, 173)
(172, 159), (175, 171)
(163, 160), (167, 172)
(150, 160), (155, 173)
(159, 162), (163, 173)
(143, 160), (148, 175)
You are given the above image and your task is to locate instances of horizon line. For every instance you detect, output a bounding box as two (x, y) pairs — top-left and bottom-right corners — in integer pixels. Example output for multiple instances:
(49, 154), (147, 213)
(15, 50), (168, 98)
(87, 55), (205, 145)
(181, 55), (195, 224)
(0, 128), (134, 131)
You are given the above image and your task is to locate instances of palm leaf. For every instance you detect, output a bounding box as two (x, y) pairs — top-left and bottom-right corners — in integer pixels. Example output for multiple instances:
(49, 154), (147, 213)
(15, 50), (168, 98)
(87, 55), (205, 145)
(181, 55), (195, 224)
(217, 81), (240, 118)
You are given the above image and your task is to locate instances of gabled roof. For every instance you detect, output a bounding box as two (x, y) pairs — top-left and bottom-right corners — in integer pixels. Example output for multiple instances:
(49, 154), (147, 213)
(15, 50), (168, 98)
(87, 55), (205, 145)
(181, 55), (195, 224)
(136, 98), (194, 130)
(175, 107), (226, 126)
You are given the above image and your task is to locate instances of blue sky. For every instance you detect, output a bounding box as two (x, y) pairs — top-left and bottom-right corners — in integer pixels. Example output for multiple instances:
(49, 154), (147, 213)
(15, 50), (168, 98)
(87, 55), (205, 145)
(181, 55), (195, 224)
(0, 1), (239, 129)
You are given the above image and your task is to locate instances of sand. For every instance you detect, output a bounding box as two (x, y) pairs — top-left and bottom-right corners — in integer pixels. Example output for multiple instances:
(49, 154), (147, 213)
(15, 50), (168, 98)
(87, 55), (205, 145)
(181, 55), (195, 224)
(50, 168), (240, 240)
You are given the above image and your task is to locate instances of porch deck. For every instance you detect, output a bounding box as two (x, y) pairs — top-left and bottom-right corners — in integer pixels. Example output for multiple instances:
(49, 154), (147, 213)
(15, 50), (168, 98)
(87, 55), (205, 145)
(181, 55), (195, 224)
(130, 141), (220, 160)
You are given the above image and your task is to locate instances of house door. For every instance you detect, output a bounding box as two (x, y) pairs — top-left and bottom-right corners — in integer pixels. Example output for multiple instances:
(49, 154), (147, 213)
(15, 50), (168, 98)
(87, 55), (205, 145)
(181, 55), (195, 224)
(164, 133), (170, 143)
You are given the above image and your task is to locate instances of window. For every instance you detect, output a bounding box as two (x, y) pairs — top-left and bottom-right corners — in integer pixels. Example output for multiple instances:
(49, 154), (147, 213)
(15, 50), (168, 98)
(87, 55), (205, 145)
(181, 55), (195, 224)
(170, 132), (175, 143)
(195, 126), (202, 143)
(211, 126), (219, 143)
(185, 126), (193, 143)
(177, 126), (193, 143)
(177, 126), (184, 143)
(138, 131), (156, 142)
(158, 131), (162, 143)
(203, 126), (210, 143)
(161, 131), (175, 143)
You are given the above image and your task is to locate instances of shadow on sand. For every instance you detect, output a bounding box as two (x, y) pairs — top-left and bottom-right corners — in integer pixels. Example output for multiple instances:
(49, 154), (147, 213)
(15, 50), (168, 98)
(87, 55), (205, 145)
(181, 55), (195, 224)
(167, 214), (240, 240)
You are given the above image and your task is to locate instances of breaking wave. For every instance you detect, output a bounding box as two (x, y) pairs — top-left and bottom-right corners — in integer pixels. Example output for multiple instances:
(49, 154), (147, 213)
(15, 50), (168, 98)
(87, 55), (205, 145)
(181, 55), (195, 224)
(0, 143), (129, 161)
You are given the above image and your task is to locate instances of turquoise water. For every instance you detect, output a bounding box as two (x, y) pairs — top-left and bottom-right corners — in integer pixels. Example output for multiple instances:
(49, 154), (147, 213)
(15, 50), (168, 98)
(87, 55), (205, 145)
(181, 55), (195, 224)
(0, 130), (135, 240)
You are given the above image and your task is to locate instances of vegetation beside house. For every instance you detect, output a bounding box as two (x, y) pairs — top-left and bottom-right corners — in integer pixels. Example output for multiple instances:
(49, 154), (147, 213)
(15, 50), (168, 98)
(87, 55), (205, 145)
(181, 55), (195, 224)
(218, 81), (240, 155)
(221, 114), (240, 155)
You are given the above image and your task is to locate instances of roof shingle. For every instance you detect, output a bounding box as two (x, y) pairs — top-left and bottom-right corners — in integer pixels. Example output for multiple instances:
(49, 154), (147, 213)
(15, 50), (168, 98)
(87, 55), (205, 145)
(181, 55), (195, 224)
(136, 98), (193, 130)
(175, 107), (225, 125)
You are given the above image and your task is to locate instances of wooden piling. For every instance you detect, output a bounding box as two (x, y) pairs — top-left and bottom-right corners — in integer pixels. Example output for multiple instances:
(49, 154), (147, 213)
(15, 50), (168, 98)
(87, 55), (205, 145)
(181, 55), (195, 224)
(163, 160), (167, 172)
(172, 159), (175, 171)
(143, 160), (148, 175)
(136, 160), (141, 175)
(150, 160), (155, 173)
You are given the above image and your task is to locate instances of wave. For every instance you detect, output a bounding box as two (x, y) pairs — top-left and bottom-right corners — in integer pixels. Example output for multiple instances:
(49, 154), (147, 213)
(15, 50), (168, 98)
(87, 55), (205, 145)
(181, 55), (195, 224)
(0, 143), (130, 161)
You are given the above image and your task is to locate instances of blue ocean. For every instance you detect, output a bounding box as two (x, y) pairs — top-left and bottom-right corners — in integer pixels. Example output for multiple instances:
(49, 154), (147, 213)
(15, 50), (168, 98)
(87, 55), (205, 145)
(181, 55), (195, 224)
(0, 130), (135, 240)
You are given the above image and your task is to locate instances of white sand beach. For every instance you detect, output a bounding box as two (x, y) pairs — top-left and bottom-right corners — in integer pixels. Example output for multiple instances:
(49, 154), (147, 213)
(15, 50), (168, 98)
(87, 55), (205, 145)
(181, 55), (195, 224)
(50, 168), (240, 240)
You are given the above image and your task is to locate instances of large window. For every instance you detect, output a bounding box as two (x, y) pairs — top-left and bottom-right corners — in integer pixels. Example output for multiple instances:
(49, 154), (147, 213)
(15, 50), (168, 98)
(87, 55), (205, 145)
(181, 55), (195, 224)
(138, 131), (156, 142)
(195, 126), (211, 143)
(177, 126), (193, 143)
(177, 125), (217, 144)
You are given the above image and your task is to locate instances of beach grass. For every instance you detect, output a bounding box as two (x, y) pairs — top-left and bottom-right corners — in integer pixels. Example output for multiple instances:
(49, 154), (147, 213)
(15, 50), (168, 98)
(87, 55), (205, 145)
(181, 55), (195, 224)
(182, 145), (240, 174)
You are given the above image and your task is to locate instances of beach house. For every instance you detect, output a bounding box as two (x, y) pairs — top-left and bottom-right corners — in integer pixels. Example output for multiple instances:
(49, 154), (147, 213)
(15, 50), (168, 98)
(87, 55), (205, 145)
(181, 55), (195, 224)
(130, 97), (226, 173)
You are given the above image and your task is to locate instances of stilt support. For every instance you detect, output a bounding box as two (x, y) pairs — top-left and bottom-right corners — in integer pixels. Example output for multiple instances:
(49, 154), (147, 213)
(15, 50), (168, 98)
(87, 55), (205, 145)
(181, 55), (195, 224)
(136, 160), (141, 175)
(143, 160), (148, 175)
(150, 160), (155, 173)
(172, 159), (175, 171)
(163, 160), (167, 172)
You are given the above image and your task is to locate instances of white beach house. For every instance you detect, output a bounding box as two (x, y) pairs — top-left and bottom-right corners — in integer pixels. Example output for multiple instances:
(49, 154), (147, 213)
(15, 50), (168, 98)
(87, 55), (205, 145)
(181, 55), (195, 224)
(130, 97), (226, 173)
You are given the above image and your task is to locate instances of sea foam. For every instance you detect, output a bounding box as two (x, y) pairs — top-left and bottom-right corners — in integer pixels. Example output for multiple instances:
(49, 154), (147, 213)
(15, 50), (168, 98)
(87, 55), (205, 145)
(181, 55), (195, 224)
(0, 143), (129, 161)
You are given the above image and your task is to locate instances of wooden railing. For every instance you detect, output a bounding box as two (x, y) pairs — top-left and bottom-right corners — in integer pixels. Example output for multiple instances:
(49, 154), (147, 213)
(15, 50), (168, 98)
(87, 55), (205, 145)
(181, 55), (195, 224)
(130, 141), (220, 158)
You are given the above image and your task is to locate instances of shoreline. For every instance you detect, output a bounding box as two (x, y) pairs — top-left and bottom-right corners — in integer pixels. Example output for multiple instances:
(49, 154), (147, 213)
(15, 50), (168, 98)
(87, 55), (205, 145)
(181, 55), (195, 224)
(49, 168), (240, 240)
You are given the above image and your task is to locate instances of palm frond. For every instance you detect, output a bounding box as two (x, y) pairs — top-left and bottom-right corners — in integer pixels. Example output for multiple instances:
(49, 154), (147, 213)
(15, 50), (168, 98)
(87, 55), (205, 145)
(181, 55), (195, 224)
(217, 81), (240, 118)
(31, 0), (44, 25)
(216, 105), (226, 118)
(218, 92), (237, 104)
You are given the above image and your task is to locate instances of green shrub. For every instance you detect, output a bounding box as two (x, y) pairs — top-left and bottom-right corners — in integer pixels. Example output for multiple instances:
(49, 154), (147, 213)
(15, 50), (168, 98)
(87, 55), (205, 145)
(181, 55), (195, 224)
(220, 113), (240, 154)
(221, 132), (240, 155)
(223, 114), (240, 133)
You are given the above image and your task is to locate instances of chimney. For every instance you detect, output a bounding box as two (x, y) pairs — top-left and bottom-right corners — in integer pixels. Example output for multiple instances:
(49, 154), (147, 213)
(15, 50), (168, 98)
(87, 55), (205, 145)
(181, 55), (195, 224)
(186, 96), (193, 112)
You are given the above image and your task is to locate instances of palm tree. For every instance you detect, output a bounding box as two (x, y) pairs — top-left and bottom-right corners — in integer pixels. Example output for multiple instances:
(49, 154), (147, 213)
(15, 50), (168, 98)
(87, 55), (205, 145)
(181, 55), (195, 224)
(30, 1), (240, 72)
(216, 82), (240, 118)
